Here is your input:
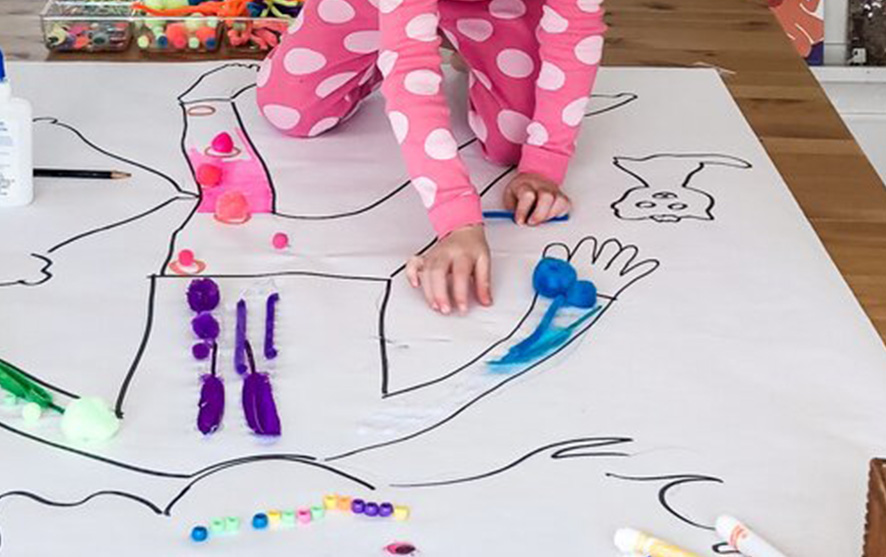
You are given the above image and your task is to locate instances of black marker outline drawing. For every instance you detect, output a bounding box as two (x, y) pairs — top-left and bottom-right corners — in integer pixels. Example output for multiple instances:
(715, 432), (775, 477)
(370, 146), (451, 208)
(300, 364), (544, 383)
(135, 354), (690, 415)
(0, 63), (730, 555)
(611, 153), (753, 223)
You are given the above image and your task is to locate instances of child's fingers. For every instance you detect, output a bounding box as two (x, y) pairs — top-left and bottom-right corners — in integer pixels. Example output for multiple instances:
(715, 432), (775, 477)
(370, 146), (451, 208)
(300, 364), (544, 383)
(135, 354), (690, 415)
(551, 195), (571, 219)
(474, 253), (492, 306)
(514, 187), (536, 225)
(502, 182), (519, 211)
(430, 263), (452, 314)
(419, 268), (437, 310)
(406, 256), (423, 288)
(452, 257), (472, 314)
(529, 191), (555, 225)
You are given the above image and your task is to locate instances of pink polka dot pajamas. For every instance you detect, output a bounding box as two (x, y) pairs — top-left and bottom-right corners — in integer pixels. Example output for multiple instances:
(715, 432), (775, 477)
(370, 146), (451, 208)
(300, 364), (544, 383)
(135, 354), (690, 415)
(256, 0), (606, 237)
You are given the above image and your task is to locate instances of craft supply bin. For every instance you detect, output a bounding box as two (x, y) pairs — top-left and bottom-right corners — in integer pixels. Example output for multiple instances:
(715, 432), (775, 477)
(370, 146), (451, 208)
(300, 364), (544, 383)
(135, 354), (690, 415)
(222, 17), (291, 52)
(40, 1), (132, 52)
(131, 14), (223, 53)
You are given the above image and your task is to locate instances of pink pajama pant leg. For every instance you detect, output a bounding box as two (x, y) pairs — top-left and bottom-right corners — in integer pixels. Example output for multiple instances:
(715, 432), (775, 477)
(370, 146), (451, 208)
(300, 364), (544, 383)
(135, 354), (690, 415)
(255, 0), (382, 138)
(438, 0), (543, 167)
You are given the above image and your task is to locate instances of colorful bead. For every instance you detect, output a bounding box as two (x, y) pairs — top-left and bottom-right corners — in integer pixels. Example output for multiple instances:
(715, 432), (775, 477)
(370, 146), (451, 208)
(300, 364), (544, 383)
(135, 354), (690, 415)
(211, 132), (235, 154)
(364, 502), (379, 517)
(2, 393), (17, 407)
(297, 508), (312, 524)
(137, 35), (151, 49)
(323, 495), (338, 510)
(267, 510), (281, 527)
(281, 510), (296, 527)
(310, 505), (325, 520)
(393, 506), (410, 521)
(225, 516), (240, 532)
(385, 543), (418, 555)
(188, 36), (201, 49)
(191, 525), (209, 542)
(336, 496), (352, 512)
(210, 518), (226, 534)
(178, 249), (195, 267)
(252, 512), (269, 529)
(379, 503), (394, 517)
(351, 499), (365, 514)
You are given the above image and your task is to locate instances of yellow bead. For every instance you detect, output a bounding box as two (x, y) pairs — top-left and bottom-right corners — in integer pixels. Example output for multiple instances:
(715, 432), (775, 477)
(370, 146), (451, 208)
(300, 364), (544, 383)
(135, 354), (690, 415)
(393, 506), (410, 521)
(323, 495), (338, 510)
(267, 510), (281, 527)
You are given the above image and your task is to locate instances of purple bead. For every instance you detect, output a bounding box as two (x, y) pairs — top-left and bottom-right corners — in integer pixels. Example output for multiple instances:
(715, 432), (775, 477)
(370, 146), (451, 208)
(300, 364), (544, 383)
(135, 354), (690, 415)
(379, 503), (393, 517)
(351, 499), (365, 514)
(364, 502), (379, 517)
(192, 342), (211, 360)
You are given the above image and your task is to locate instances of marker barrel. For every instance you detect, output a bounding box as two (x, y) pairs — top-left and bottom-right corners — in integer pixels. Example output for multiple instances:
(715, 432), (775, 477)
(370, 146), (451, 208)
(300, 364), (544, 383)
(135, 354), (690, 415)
(614, 528), (702, 557)
(715, 516), (787, 557)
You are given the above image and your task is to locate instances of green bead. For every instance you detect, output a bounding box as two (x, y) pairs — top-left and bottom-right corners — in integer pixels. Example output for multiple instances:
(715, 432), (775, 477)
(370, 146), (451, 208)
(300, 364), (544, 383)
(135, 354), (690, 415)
(310, 505), (325, 520)
(3, 393), (18, 407)
(224, 516), (240, 533)
(188, 37), (200, 49)
(185, 15), (203, 31)
(137, 35), (151, 49)
(205, 17), (219, 29)
(210, 518), (226, 534)
(281, 510), (296, 526)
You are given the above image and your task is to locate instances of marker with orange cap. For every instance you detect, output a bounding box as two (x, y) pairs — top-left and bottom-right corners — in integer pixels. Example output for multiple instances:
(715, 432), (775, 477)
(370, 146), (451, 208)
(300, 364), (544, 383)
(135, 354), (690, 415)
(715, 515), (787, 557)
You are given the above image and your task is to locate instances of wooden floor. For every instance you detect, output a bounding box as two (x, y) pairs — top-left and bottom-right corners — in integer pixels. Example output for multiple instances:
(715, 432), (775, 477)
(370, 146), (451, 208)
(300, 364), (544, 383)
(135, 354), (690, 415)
(3, 0), (886, 339)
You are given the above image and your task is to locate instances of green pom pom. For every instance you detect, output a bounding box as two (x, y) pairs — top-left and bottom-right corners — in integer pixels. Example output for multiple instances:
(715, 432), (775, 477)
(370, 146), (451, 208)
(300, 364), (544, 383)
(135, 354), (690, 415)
(165, 0), (190, 7)
(61, 397), (120, 442)
(22, 402), (42, 424)
(144, 0), (165, 10)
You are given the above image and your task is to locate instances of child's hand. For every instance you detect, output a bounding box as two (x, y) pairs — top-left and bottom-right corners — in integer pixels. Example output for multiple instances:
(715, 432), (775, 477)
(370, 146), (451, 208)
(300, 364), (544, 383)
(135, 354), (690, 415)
(406, 225), (492, 314)
(503, 172), (571, 226)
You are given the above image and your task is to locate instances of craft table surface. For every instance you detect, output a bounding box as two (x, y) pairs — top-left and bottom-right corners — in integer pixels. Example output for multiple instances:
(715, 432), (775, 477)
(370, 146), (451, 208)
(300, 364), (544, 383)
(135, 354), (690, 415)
(2, 0), (886, 340)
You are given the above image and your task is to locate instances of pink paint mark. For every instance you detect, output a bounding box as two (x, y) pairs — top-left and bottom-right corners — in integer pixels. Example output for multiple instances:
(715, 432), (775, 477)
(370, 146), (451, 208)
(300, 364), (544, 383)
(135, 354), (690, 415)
(191, 128), (273, 214)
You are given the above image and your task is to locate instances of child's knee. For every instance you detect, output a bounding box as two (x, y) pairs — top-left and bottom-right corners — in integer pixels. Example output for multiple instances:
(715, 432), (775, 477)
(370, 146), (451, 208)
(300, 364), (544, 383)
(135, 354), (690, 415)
(481, 139), (521, 167)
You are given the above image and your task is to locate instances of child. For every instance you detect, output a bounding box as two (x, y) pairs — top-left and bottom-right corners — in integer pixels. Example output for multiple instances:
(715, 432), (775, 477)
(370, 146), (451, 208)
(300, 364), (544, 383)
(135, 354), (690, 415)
(256, 0), (606, 314)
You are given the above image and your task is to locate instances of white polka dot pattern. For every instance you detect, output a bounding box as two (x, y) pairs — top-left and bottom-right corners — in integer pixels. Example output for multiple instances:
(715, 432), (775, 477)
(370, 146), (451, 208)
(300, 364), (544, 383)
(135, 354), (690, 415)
(424, 129), (458, 160)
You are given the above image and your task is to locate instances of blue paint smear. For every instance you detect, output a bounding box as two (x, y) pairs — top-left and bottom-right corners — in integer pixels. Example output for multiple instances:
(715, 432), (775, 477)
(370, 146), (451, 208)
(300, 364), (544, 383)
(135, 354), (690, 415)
(488, 304), (602, 372)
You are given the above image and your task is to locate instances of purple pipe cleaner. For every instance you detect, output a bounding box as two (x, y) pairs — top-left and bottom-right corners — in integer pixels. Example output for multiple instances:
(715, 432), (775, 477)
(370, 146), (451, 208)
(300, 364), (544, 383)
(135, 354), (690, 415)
(242, 341), (281, 436)
(197, 342), (224, 435)
(264, 293), (279, 360)
(234, 299), (247, 375)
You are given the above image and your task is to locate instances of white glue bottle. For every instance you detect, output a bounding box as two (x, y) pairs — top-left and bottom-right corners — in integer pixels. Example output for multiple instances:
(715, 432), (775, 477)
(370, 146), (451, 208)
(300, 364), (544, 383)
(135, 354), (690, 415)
(0, 48), (33, 207)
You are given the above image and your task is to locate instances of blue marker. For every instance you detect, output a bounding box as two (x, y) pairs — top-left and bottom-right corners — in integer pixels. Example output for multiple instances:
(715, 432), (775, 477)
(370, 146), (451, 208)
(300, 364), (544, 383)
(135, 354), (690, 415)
(482, 210), (570, 223)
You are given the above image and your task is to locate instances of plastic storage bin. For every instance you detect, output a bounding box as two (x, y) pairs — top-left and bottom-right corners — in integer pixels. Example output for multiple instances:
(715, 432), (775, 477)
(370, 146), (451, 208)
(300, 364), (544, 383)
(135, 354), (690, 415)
(40, 1), (132, 52)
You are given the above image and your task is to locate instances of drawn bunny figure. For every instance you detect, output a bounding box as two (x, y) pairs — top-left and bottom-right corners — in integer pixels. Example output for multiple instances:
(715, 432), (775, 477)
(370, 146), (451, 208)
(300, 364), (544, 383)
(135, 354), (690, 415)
(611, 153), (752, 223)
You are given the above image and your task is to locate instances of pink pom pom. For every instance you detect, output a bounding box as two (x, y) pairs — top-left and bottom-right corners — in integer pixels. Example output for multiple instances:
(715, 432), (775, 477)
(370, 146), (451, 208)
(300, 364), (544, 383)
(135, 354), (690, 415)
(196, 164), (223, 187)
(211, 132), (234, 154)
(215, 191), (251, 224)
(272, 232), (289, 250)
(178, 249), (195, 267)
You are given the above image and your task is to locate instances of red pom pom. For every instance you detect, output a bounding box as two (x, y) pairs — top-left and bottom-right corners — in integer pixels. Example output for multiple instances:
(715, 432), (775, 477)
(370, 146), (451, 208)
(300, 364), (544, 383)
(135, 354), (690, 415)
(196, 164), (223, 187)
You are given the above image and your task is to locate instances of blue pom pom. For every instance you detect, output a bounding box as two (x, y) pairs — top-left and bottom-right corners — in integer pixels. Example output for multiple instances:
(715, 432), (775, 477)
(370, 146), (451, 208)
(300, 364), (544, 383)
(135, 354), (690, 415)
(565, 280), (597, 308)
(532, 258), (577, 298)
(190, 525), (209, 542)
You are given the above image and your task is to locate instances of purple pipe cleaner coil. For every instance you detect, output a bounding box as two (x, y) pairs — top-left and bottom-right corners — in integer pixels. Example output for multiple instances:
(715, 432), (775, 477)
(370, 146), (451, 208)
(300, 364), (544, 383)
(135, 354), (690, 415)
(198, 374), (225, 434)
(197, 343), (224, 435)
(242, 341), (281, 436)
(264, 293), (279, 360)
(187, 278), (220, 313)
(192, 312), (220, 340)
(234, 299), (247, 375)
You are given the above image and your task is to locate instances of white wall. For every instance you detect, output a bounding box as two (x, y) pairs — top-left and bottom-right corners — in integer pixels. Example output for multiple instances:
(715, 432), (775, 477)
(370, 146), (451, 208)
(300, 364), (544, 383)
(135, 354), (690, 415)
(824, 0), (848, 65)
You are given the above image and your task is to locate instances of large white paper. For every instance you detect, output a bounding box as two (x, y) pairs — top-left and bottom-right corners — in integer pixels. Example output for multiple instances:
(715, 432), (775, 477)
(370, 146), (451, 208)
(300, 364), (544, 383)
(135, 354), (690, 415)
(0, 62), (885, 557)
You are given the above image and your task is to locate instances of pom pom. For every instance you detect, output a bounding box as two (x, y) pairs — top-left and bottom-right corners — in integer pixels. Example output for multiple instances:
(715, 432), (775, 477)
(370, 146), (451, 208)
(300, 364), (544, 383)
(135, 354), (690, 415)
(211, 132), (234, 154)
(192, 342), (211, 360)
(178, 249), (195, 268)
(215, 191), (251, 224)
(187, 278), (220, 312)
(272, 232), (289, 250)
(196, 163), (223, 187)
(61, 397), (120, 442)
(565, 280), (597, 308)
(532, 258), (577, 298)
(192, 312), (220, 340)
